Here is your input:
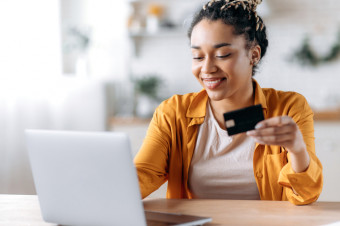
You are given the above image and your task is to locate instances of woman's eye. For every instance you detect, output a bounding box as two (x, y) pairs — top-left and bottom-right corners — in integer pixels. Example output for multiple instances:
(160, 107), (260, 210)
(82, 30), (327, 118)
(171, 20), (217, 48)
(216, 53), (231, 58)
(192, 56), (203, 60)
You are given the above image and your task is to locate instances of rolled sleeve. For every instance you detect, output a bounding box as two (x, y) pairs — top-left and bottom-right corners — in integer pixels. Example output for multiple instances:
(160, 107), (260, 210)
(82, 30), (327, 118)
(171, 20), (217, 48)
(278, 94), (323, 205)
(278, 155), (323, 205)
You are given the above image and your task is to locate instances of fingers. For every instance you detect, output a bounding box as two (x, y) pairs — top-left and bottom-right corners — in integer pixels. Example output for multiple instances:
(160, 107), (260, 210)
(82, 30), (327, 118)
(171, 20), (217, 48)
(255, 116), (293, 129)
(251, 133), (295, 146)
(247, 116), (299, 149)
(247, 123), (296, 137)
(247, 116), (307, 155)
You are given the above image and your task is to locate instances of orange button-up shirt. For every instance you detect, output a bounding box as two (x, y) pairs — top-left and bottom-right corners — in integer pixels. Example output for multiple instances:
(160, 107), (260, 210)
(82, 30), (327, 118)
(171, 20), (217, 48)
(134, 80), (323, 205)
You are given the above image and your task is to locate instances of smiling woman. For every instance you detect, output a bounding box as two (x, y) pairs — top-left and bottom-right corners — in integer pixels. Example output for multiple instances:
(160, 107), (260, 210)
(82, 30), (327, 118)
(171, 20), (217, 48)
(134, 0), (323, 206)
(190, 20), (258, 114)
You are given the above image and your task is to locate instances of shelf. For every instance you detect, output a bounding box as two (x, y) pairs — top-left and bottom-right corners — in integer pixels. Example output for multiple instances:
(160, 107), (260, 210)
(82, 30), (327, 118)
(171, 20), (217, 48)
(129, 28), (187, 38)
(129, 28), (187, 57)
(109, 116), (151, 126)
(313, 108), (340, 121)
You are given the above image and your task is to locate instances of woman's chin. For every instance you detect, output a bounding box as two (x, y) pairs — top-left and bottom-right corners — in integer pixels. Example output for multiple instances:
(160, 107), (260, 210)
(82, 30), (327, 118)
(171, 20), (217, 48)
(206, 90), (227, 101)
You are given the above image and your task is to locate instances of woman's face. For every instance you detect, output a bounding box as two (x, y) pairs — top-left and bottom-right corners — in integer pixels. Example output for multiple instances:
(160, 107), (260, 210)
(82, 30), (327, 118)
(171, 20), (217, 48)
(191, 19), (258, 102)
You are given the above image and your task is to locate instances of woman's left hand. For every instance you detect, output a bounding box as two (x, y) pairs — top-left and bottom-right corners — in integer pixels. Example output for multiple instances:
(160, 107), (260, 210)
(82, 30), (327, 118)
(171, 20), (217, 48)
(246, 116), (306, 154)
(246, 116), (310, 173)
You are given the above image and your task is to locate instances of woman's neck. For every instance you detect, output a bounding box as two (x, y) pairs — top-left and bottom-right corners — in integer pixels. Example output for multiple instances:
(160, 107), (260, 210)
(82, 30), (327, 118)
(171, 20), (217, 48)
(209, 81), (255, 130)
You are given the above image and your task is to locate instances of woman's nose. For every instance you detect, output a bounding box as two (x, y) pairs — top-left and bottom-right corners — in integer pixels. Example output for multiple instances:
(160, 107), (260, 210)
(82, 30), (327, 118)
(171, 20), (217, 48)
(201, 58), (217, 74)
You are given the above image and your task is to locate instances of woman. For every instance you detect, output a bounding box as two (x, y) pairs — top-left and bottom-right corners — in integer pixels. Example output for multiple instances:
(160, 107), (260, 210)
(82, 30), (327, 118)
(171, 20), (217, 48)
(134, 0), (322, 205)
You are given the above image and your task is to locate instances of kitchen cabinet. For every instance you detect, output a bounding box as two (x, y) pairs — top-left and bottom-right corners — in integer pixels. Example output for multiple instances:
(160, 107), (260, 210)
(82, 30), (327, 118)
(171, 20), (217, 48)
(314, 121), (340, 202)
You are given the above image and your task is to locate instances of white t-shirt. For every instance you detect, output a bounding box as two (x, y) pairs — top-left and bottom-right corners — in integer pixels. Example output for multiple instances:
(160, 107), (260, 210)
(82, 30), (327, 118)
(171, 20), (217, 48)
(188, 101), (260, 200)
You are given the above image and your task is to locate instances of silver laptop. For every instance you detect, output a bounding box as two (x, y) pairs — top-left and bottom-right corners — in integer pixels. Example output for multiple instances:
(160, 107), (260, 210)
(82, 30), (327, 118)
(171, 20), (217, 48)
(26, 130), (212, 226)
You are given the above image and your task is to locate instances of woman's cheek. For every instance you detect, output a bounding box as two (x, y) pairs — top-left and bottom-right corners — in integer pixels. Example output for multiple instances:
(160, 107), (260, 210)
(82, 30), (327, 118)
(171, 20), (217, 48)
(191, 64), (201, 79)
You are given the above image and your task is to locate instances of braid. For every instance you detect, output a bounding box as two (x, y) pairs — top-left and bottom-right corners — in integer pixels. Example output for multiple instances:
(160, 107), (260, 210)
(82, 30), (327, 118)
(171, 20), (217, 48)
(188, 0), (269, 75)
(206, 0), (263, 30)
(255, 16), (268, 58)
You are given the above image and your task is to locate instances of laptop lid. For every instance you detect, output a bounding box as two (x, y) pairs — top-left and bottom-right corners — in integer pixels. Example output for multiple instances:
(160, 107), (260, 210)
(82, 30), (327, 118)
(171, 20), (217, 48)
(26, 130), (146, 226)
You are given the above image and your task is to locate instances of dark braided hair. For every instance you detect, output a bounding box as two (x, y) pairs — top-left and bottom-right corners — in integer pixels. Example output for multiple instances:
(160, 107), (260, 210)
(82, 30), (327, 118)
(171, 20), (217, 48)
(187, 0), (268, 76)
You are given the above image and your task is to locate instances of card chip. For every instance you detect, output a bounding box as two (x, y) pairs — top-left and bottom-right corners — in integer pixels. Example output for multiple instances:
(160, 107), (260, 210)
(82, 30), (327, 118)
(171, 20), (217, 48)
(226, 119), (235, 128)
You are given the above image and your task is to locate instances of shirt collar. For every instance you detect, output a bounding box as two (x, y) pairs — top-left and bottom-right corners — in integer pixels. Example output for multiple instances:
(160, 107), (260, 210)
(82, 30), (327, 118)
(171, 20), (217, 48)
(186, 89), (208, 118)
(253, 78), (268, 110)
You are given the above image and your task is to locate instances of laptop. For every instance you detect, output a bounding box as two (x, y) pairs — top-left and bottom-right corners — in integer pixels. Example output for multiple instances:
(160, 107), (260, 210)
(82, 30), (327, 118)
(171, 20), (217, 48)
(25, 130), (212, 226)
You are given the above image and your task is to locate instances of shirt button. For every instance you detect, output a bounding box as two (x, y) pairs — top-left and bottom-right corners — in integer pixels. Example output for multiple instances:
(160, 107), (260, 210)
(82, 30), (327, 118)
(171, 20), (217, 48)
(256, 172), (263, 178)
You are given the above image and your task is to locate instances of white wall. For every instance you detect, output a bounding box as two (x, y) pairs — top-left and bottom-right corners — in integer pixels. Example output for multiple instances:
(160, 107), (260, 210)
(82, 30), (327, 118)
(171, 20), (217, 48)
(0, 1), (107, 194)
(61, 0), (130, 80)
(0, 0), (62, 78)
(256, 1), (340, 111)
(0, 0), (62, 194)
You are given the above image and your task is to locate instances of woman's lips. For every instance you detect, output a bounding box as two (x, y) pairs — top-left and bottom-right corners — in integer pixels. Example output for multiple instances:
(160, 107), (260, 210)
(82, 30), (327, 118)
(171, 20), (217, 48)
(202, 78), (226, 89)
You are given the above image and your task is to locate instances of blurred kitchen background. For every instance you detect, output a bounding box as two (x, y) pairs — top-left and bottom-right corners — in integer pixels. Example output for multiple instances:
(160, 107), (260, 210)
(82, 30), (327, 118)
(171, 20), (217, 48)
(0, 0), (340, 201)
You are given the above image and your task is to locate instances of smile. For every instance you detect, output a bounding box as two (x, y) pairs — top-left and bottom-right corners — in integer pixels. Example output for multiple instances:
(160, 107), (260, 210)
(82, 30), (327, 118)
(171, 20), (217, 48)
(202, 77), (226, 89)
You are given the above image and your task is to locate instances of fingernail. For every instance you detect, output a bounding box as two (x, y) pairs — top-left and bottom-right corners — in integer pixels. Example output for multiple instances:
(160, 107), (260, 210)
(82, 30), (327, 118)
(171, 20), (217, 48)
(255, 123), (263, 129)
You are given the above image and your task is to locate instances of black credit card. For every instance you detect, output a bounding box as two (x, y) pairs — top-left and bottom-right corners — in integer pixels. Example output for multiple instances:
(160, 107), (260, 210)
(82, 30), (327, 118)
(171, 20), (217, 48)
(223, 104), (264, 136)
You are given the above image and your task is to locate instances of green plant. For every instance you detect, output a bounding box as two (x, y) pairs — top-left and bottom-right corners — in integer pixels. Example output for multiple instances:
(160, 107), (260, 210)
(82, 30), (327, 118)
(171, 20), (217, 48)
(134, 75), (163, 100)
(292, 37), (318, 66)
(132, 74), (163, 117)
(63, 26), (91, 54)
(291, 31), (340, 66)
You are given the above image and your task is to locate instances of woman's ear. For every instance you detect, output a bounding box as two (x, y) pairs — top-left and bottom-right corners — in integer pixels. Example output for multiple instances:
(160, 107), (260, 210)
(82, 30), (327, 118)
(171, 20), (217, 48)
(250, 45), (261, 65)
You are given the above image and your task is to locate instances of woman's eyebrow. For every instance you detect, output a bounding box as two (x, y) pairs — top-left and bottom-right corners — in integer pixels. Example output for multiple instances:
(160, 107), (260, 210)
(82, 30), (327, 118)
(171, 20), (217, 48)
(191, 43), (231, 49)
(214, 43), (231, 48)
(191, 45), (200, 49)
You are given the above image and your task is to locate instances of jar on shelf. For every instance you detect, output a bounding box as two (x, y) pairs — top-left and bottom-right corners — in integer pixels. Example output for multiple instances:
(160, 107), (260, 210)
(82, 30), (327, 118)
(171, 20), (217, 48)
(127, 1), (144, 33)
(146, 4), (163, 33)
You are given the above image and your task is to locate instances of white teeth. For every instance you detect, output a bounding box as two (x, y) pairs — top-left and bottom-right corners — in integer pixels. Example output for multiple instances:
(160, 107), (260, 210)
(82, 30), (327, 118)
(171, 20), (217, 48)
(204, 79), (222, 84)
